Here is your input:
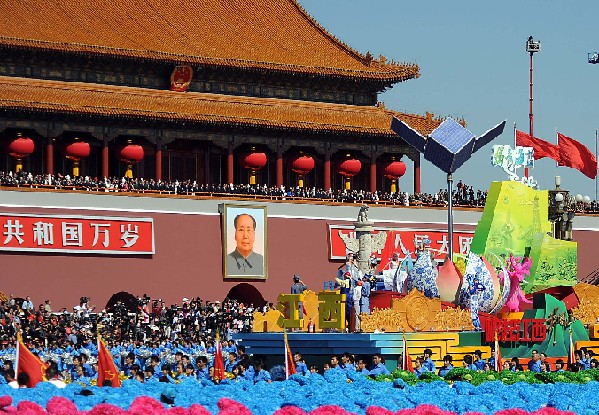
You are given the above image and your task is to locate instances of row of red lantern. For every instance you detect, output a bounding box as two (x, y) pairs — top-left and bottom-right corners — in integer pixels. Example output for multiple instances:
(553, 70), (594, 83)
(238, 150), (406, 181)
(2, 135), (145, 176)
(236, 150), (408, 191)
(238, 152), (407, 177)
(3, 136), (406, 185)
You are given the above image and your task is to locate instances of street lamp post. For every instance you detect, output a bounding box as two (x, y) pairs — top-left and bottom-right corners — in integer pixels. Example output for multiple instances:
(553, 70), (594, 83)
(526, 36), (541, 179)
(548, 176), (589, 241)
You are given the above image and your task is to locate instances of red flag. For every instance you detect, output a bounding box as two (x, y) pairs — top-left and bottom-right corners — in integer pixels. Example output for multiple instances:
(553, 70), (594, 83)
(97, 334), (121, 387)
(568, 328), (576, 369)
(515, 130), (560, 161)
(213, 332), (226, 381)
(284, 331), (296, 379)
(378, 230), (394, 271)
(402, 333), (413, 372)
(558, 132), (598, 179)
(494, 331), (502, 372)
(16, 333), (48, 387)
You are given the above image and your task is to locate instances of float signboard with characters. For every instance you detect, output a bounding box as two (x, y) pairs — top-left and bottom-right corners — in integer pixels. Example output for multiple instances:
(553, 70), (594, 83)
(471, 180), (577, 292)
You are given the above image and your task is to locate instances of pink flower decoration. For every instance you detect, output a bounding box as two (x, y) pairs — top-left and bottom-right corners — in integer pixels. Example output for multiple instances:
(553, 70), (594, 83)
(366, 406), (394, 415)
(129, 396), (166, 415)
(16, 400), (48, 415)
(495, 410), (530, 415)
(0, 396), (12, 409)
(462, 412), (485, 415)
(217, 398), (252, 415)
(166, 407), (190, 415)
(309, 405), (352, 415)
(532, 408), (578, 415)
(272, 405), (308, 415)
(189, 404), (212, 415)
(407, 404), (457, 415)
(273, 406), (308, 415)
(86, 403), (127, 415)
(46, 396), (78, 415)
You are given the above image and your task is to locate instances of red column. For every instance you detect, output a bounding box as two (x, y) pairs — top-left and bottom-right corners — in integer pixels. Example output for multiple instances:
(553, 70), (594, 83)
(102, 138), (109, 178)
(370, 152), (377, 193)
(205, 149), (211, 185)
(227, 144), (234, 184)
(276, 143), (283, 188)
(324, 147), (331, 190)
(414, 153), (421, 194)
(45, 139), (54, 176)
(155, 144), (162, 181)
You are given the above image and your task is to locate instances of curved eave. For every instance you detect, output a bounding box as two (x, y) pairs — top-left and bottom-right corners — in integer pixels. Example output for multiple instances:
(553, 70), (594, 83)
(0, 41), (420, 84)
(0, 77), (440, 138)
(0, 102), (396, 138)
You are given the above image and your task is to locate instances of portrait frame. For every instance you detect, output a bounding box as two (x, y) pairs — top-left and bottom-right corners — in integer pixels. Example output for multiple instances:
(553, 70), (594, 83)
(222, 204), (268, 280)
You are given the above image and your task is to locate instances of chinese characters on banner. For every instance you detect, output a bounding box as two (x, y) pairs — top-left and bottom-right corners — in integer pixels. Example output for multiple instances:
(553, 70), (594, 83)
(480, 314), (547, 343)
(0, 213), (154, 254)
(328, 225), (474, 261)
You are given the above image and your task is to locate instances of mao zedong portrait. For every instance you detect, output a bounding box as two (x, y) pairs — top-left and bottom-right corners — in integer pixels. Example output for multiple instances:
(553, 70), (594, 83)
(227, 213), (264, 276)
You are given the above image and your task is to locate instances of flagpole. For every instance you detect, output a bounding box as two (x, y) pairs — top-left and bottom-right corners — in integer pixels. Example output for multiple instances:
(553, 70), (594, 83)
(513, 123), (518, 179)
(15, 333), (20, 375)
(595, 129), (598, 202)
(284, 331), (289, 379)
(556, 130), (559, 169)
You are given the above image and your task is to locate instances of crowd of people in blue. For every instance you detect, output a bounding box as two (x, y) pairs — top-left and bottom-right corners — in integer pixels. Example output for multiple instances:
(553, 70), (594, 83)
(0, 290), (597, 389)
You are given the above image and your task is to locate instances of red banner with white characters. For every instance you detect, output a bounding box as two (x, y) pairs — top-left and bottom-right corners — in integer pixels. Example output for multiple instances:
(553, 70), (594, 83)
(328, 224), (474, 262)
(0, 213), (154, 254)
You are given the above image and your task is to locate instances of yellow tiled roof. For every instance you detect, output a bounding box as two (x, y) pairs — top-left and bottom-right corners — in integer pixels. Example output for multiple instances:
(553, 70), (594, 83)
(0, 0), (419, 83)
(0, 76), (441, 136)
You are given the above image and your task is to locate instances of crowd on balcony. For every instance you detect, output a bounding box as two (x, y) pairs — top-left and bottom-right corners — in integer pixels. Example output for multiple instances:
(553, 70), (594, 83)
(1, 171), (598, 213)
(0, 171), (485, 208)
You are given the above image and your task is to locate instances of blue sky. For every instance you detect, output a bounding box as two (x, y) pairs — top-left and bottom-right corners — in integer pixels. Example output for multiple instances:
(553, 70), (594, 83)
(300, 0), (599, 199)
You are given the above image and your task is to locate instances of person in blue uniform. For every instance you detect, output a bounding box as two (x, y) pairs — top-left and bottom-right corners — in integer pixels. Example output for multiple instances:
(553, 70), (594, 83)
(195, 356), (209, 380)
(356, 357), (370, 376)
(422, 348), (436, 373)
(291, 275), (308, 318)
(413, 357), (429, 379)
(473, 349), (486, 371)
(369, 354), (390, 376)
(463, 355), (477, 371)
(438, 355), (454, 377)
(527, 349), (541, 372)
(360, 276), (371, 315)
(253, 360), (271, 383)
(293, 352), (308, 376)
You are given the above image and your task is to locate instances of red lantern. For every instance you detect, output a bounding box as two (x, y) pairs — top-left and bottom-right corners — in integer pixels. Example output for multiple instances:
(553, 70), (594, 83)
(117, 143), (144, 178)
(239, 152), (267, 170)
(382, 160), (407, 180)
(290, 155), (315, 175)
(63, 140), (90, 177)
(5, 134), (34, 173)
(6, 135), (35, 159)
(118, 144), (145, 163)
(336, 158), (361, 177)
(239, 151), (267, 185)
(64, 140), (90, 161)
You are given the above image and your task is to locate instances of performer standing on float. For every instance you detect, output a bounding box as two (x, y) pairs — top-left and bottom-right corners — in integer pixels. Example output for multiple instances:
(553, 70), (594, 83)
(291, 274), (307, 318)
(336, 252), (363, 330)
(353, 280), (363, 331)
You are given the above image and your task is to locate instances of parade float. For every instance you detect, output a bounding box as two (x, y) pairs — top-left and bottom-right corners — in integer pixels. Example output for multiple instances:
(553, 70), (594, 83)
(2, 128), (599, 415)
(3, 179), (598, 414)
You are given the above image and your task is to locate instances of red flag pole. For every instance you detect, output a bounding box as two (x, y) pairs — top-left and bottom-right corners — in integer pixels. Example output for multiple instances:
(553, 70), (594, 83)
(595, 129), (598, 201)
